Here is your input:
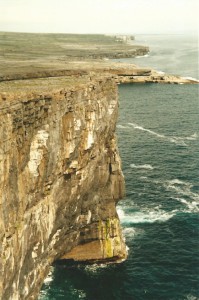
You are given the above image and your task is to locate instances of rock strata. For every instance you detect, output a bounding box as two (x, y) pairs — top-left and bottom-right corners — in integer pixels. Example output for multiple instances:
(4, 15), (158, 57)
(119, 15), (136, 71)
(115, 68), (199, 84)
(0, 75), (126, 300)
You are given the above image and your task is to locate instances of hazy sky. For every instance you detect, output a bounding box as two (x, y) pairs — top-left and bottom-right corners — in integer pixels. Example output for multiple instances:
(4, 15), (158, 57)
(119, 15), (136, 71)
(0, 0), (198, 34)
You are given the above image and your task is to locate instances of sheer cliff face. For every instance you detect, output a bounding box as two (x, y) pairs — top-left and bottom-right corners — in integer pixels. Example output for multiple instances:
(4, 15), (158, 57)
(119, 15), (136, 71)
(0, 76), (126, 300)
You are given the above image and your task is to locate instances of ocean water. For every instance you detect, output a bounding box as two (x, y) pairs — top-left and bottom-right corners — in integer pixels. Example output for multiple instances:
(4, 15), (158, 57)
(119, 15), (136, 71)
(118, 34), (198, 80)
(39, 35), (199, 300)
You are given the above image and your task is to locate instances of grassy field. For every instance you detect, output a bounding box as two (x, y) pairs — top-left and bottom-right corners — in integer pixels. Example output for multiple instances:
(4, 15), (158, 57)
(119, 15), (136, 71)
(0, 32), (148, 77)
(0, 33), (125, 60)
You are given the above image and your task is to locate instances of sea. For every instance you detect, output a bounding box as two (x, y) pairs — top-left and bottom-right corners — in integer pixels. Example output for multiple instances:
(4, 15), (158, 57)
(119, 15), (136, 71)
(39, 35), (199, 300)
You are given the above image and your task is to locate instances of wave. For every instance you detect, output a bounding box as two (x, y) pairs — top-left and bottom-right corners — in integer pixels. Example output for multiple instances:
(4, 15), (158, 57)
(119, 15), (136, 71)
(84, 264), (108, 273)
(168, 179), (189, 185)
(171, 133), (198, 142)
(122, 227), (137, 236)
(172, 197), (199, 212)
(117, 207), (175, 225)
(117, 180), (199, 226)
(150, 178), (199, 213)
(135, 54), (149, 58)
(182, 76), (199, 82)
(117, 200), (199, 226)
(157, 71), (165, 75)
(184, 133), (198, 140)
(122, 227), (145, 239)
(116, 124), (129, 129)
(165, 179), (199, 202)
(43, 268), (53, 284)
(127, 122), (196, 146)
(169, 137), (187, 146)
(130, 163), (154, 170)
(186, 295), (199, 300)
(128, 122), (166, 138)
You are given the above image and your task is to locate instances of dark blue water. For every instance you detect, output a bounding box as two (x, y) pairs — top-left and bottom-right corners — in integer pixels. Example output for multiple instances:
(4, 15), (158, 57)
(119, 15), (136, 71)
(39, 35), (199, 300)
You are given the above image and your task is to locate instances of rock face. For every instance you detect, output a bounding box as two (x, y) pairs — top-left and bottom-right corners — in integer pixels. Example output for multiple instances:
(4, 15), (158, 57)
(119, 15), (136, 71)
(0, 76), (126, 300)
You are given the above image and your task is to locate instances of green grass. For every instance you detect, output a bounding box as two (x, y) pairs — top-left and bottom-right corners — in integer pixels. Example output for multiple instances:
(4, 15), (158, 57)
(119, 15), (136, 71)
(0, 32), (148, 77)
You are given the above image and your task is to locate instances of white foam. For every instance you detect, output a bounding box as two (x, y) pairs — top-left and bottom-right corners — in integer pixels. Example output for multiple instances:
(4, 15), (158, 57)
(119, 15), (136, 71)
(165, 179), (199, 202)
(169, 137), (187, 146)
(122, 227), (145, 239)
(182, 76), (199, 82)
(117, 207), (175, 224)
(136, 54), (149, 58)
(117, 207), (125, 219)
(185, 133), (198, 141)
(116, 124), (128, 129)
(173, 197), (199, 212)
(117, 179), (199, 230)
(128, 122), (168, 139)
(43, 269), (53, 284)
(170, 132), (198, 143)
(130, 163), (154, 170)
(128, 122), (189, 146)
(168, 179), (189, 185)
(43, 277), (53, 284)
(157, 71), (165, 75)
(122, 227), (136, 236)
(186, 294), (199, 300)
(84, 263), (108, 273)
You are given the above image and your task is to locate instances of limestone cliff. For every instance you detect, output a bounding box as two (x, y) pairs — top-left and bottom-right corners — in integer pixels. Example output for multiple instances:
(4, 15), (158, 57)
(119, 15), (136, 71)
(0, 75), (126, 300)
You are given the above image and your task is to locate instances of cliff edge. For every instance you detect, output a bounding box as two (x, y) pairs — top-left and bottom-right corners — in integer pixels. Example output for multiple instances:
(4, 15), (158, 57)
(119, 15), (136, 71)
(0, 75), (127, 299)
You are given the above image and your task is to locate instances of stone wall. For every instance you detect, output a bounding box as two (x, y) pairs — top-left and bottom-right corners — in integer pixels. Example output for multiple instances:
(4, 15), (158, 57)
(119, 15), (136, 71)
(0, 76), (126, 299)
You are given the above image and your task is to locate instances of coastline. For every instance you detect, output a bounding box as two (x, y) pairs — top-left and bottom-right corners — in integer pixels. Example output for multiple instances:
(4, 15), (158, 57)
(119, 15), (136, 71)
(0, 62), (198, 103)
(0, 32), (198, 300)
(0, 32), (198, 87)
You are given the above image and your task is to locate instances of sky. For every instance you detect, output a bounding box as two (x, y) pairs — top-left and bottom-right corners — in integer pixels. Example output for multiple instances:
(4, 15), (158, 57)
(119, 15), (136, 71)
(0, 0), (198, 35)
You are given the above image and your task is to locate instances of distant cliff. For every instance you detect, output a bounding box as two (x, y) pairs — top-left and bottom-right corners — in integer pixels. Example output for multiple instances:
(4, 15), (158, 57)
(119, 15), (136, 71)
(0, 75), (127, 300)
(0, 32), (149, 77)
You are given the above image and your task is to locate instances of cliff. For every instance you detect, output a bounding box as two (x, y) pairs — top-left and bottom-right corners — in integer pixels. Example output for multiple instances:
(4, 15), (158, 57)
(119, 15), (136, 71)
(1, 31), (198, 300)
(0, 75), (126, 300)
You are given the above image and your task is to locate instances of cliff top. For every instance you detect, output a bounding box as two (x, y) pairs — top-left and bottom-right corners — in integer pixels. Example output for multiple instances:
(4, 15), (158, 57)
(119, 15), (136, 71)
(0, 32), (148, 78)
(0, 74), (104, 102)
(0, 32), (197, 98)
